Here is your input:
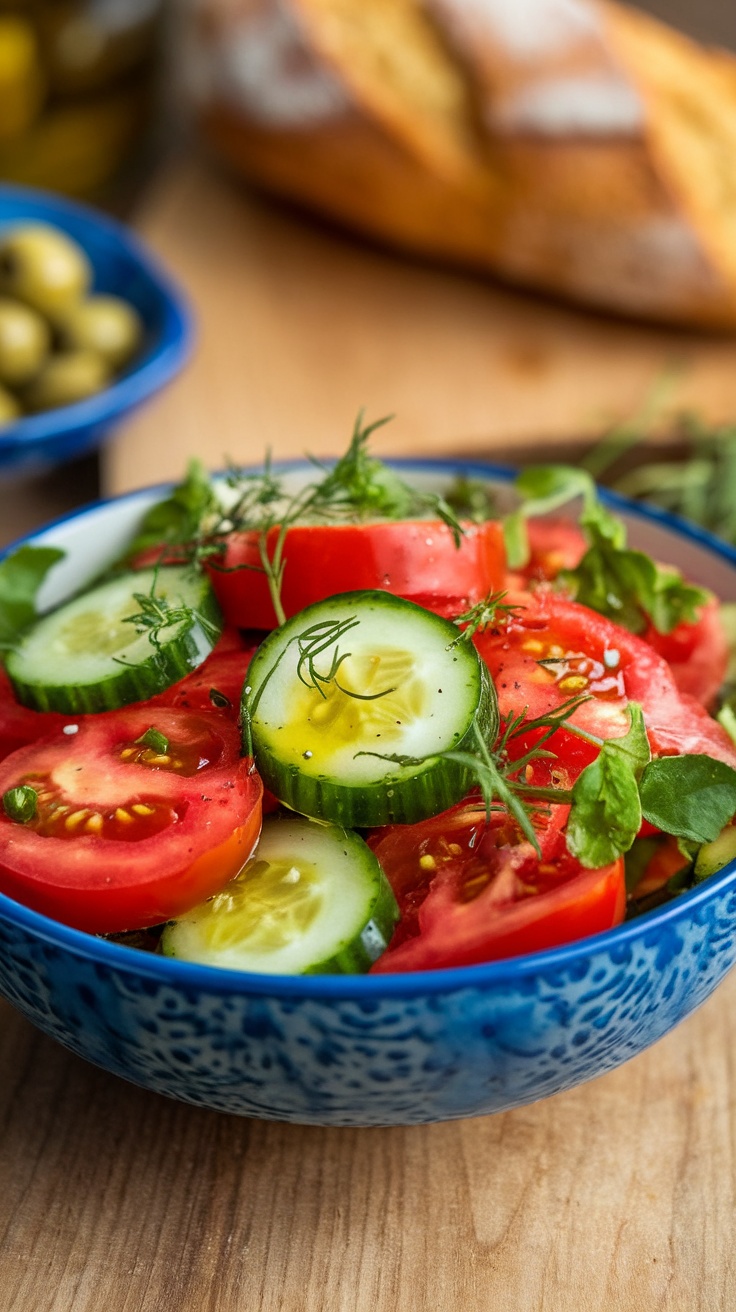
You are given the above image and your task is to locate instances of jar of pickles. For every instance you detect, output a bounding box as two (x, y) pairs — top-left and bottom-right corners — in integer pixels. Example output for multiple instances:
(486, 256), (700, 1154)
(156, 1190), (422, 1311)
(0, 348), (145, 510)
(0, 1), (161, 197)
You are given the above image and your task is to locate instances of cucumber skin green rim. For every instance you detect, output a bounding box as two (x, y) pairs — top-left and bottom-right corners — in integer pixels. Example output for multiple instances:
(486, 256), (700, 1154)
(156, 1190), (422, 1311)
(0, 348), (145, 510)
(161, 820), (401, 976)
(5, 573), (223, 715)
(250, 665), (495, 828)
(243, 592), (498, 829)
(303, 865), (400, 974)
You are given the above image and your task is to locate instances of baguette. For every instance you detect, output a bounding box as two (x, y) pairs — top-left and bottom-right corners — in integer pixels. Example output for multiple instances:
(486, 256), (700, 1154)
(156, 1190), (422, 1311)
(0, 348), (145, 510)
(183, 0), (736, 328)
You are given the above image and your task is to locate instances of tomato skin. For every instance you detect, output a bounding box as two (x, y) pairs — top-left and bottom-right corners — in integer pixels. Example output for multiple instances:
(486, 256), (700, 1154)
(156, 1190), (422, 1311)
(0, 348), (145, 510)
(0, 707), (262, 934)
(503, 514), (725, 709)
(370, 816), (625, 972)
(207, 519), (506, 629)
(643, 598), (728, 709)
(506, 517), (587, 589)
(476, 591), (736, 772)
(0, 668), (75, 762)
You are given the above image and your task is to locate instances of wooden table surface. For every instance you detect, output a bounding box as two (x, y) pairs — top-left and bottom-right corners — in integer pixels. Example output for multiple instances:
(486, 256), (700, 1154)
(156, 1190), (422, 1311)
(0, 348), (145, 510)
(3, 154), (736, 1311)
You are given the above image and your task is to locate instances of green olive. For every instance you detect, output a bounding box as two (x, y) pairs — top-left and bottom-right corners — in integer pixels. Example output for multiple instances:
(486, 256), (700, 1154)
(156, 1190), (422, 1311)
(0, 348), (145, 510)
(0, 223), (92, 316)
(57, 294), (143, 370)
(23, 349), (111, 412)
(0, 297), (50, 386)
(0, 381), (21, 427)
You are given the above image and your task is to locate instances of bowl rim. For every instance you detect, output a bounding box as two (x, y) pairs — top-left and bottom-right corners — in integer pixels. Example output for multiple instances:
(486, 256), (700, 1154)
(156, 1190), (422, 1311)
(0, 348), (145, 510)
(1, 454), (735, 999)
(0, 183), (193, 454)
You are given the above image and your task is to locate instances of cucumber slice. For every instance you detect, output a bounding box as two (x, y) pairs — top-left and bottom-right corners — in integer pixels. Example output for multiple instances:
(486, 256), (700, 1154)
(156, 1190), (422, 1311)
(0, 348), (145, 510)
(695, 823), (736, 880)
(6, 566), (222, 714)
(161, 816), (399, 975)
(243, 590), (496, 827)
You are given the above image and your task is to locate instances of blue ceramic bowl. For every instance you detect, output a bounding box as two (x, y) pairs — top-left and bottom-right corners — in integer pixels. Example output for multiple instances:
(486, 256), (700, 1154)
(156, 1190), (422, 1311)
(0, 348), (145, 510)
(0, 460), (735, 1127)
(0, 184), (192, 473)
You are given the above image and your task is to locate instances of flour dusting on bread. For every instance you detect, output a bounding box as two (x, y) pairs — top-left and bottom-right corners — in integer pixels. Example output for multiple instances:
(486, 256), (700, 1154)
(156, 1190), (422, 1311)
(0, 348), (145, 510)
(182, 0), (348, 126)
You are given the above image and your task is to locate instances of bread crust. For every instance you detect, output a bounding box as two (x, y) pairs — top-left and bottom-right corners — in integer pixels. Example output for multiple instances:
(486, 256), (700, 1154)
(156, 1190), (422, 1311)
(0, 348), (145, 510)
(187, 0), (736, 328)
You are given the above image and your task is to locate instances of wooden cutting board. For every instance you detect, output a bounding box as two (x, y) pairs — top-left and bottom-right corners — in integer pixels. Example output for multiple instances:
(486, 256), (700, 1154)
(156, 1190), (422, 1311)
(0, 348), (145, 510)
(2, 153), (736, 1312)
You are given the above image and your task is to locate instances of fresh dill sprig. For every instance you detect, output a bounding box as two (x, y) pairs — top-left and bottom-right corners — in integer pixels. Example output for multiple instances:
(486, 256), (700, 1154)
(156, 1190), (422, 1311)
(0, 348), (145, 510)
(139, 413), (472, 626)
(451, 591), (521, 644)
(358, 695), (588, 854)
(293, 616), (394, 701)
(121, 574), (219, 652)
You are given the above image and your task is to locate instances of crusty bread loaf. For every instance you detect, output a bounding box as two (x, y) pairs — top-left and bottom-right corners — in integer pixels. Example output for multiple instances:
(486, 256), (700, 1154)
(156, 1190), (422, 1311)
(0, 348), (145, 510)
(181, 0), (736, 328)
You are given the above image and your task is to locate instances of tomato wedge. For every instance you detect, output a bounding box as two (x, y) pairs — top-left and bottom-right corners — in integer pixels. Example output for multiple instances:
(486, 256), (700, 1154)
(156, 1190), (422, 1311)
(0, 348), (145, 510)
(0, 707), (262, 933)
(0, 629), (257, 762)
(504, 518), (726, 709)
(643, 597), (728, 709)
(0, 667), (74, 763)
(476, 591), (736, 775)
(207, 519), (506, 629)
(506, 517), (587, 589)
(370, 809), (625, 972)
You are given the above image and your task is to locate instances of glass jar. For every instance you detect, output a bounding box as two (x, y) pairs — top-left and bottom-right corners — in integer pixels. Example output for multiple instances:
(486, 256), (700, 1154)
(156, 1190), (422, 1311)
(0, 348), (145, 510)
(0, 0), (161, 197)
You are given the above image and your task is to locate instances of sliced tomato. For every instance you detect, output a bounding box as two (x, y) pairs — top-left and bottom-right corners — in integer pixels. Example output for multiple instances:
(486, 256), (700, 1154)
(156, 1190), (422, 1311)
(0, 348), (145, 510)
(370, 811), (625, 972)
(643, 598), (727, 709)
(506, 516), (726, 709)
(0, 668), (75, 762)
(506, 516), (587, 589)
(206, 519), (506, 629)
(475, 591), (736, 774)
(0, 706), (262, 933)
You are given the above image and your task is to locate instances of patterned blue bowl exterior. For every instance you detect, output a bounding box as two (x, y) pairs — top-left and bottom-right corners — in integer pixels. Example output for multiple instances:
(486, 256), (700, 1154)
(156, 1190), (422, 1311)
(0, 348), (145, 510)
(0, 184), (192, 473)
(0, 462), (735, 1126)
(0, 877), (734, 1126)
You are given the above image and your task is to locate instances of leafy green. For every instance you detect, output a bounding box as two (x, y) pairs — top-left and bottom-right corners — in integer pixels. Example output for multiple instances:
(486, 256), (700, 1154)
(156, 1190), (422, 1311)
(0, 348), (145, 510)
(2, 785), (38, 824)
(639, 755), (736, 844)
(623, 835), (660, 895)
(600, 412), (736, 547)
(443, 474), (497, 524)
(566, 705), (650, 868)
(135, 728), (170, 754)
(561, 498), (707, 635)
(123, 459), (218, 562)
(510, 462), (709, 635)
(0, 544), (65, 654)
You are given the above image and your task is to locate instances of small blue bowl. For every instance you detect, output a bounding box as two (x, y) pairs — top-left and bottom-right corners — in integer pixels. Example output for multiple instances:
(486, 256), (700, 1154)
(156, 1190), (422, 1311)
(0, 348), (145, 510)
(0, 461), (735, 1126)
(0, 184), (192, 473)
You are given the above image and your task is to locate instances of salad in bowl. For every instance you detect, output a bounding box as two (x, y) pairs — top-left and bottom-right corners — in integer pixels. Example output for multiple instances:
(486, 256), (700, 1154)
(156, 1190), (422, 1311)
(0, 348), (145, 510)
(0, 416), (735, 1125)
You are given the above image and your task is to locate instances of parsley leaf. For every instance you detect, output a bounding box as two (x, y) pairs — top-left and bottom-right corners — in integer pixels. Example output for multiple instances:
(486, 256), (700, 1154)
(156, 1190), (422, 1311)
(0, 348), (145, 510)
(0, 544), (65, 654)
(565, 705), (650, 868)
(123, 459), (218, 562)
(511, 463), (709, 635)
(561, 497), (707, 635)
(639, 755), (736, 844)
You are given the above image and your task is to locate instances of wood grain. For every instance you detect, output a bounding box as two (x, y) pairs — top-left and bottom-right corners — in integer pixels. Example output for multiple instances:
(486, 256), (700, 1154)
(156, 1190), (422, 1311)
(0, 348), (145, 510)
(0, 975), (734, 1312)
(105, 156), (736, 493)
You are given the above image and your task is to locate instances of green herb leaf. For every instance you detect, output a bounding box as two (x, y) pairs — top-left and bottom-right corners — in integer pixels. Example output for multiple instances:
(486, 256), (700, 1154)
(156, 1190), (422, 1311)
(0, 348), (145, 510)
(567, 752), (642, 868)
(561, 499), (708, 635)
(639, 755), (736, 844)
(623, 835), (661, 895)
(135, 728), (170, 754)
(123, 460), (218, 562)
(3, 784), (38, 824)
(443, 474), (497, 524)
(451, 591), (519, 644)
(0, 544), (65, 654)
(511, 461), (709, 635)
(565, 705), (650, 867)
